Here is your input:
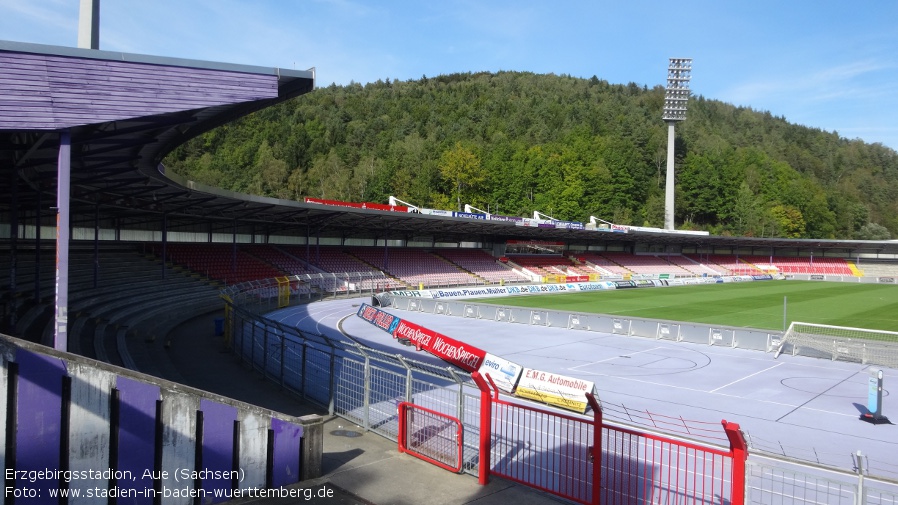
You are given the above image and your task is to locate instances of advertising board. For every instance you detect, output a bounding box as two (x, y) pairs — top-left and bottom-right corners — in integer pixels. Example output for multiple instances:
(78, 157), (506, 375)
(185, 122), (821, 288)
(478, 353), (523, 393)
(514, 368), (597, 414)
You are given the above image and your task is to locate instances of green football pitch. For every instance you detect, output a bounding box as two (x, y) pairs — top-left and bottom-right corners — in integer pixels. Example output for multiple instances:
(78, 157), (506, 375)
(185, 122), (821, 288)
(476, 280), (898, 333)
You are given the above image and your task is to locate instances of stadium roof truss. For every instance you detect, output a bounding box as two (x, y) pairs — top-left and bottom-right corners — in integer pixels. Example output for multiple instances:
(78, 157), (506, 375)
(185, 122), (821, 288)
(2, 40), (897, 255)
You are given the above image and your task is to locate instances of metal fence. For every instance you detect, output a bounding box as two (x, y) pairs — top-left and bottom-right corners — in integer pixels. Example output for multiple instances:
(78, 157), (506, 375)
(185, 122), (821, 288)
(222, 281), (898, 505)
(746, 455), (898, 505)
(389, 295), (898, 480)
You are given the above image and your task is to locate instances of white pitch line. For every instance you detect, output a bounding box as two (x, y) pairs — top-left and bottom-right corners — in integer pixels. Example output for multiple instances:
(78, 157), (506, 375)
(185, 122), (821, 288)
(709, 362), (784, 393)
(569, 346), (664, 370)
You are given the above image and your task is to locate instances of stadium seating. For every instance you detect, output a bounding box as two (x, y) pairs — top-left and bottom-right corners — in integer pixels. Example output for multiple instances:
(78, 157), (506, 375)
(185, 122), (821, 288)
(243, 244), (315, 275)
(148, 243), (286, 285)
(434, 249), (530, 284)
(600, 253), (690, 276)
(348, 247), (481, 287)
(685, 255), (762, 276)
(256, 245), (407, 292)
(573, 253), (632, 276)
(506, 255), (593, 278)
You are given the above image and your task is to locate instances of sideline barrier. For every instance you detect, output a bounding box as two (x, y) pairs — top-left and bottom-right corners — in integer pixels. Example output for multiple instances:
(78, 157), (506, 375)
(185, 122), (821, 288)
(389, 295), (780, 353)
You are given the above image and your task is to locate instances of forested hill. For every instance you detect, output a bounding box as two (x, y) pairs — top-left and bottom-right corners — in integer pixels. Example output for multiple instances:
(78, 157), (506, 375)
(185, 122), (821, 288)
(164, 71), (898, 239)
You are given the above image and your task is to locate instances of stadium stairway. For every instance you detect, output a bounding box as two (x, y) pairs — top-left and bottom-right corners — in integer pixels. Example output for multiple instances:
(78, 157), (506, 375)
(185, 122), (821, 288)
(847, 261), (864, 276)
(431, 252), (488, 284)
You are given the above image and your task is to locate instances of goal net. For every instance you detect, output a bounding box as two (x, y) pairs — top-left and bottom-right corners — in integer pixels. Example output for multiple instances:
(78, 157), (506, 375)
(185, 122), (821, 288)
(775, 322), (898, 368)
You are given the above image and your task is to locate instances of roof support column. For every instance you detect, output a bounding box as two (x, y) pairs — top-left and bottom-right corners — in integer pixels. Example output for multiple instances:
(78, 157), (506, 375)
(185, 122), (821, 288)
(8, 166), (18, 334)
(34, 183), (42, 303)
(93, 203), (100, 288)
(232, 219), (238, 283)
(305, 222), (310, 264)
(161, 213), (168, 280)
(55, 130), (71, 352)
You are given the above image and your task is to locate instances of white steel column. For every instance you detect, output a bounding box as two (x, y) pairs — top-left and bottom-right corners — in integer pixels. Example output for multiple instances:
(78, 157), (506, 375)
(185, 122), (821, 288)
(55, 131), (71, 351)
(664, 121), (676, 231)
(78, 0), (100, 49)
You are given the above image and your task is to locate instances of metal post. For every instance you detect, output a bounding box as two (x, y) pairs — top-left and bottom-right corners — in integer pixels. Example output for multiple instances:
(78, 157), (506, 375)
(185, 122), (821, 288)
(327, 348), (335, 416)
(161, 213), (167, 280)
(397, 355), (414, 403)
(854, 450), (865, 505)
(300, 342), (308, 400)
(363, 353), (371, 430)
(9, 166), (18, 334)
(470, 372), (493, 485)
(723, 420), (748, 505)
(783, 296), (787, 331)
(34, 186), (41, 302)
(262, 327), (270, 379)
(93, 204), (100, 288)
(77, 0), (100, 49)
(664, 121), (676, 230)
(586, 393), (602, 505)
(250, 321), (257, 370)
(232, 219), (238, 283)
(55, 131), (71, 351)
(279, 337), (286, 389)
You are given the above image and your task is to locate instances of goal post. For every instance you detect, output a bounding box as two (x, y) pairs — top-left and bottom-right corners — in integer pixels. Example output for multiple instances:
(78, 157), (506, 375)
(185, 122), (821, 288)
(776, 322), (898, 368)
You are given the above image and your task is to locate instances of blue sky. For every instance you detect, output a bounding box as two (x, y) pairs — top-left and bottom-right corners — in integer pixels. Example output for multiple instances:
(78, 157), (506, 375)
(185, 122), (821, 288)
(3, 0), (898, 150)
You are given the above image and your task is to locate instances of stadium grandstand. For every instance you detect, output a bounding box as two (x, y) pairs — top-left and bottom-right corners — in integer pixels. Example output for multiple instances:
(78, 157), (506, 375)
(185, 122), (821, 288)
(0, 37), (898, 386)
(4, 37), (898, 505)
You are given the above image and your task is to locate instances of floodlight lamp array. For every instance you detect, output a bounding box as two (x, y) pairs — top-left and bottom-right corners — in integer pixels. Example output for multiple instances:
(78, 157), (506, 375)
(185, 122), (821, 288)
(662, 58), (692, 121)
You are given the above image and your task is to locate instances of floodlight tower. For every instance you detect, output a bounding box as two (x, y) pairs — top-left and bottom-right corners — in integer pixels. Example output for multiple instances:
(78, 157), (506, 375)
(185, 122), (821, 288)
(662, 58), (692, 231)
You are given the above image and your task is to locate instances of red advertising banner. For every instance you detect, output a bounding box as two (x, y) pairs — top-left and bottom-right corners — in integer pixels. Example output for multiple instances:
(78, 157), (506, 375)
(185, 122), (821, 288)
(357, 303), (487, 372)
(392, 318), (487, 372)
(304, 197), (408, 213)
(565, 275), (588, 283)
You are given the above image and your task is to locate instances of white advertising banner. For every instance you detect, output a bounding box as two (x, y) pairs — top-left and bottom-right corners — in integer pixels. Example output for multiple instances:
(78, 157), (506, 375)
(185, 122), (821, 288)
(514, 368), (597, 414)
(478, 353), (523, 393)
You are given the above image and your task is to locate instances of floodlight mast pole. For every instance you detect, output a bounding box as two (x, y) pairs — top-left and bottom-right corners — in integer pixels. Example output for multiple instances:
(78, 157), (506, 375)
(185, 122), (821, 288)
(662, 58), (692, 231)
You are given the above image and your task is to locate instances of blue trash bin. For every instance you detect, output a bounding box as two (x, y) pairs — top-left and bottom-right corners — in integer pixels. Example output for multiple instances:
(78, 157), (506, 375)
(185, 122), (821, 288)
(214, 317), (224, 336)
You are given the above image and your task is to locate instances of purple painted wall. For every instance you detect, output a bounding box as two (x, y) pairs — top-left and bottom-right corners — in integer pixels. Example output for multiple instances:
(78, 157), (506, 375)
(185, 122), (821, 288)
(0, 50), (279, 130)
(270, 417), (304, 488)
(116, 376), (160, 505)
(15, 349), (67, 505)
(199, 399), (238, 503)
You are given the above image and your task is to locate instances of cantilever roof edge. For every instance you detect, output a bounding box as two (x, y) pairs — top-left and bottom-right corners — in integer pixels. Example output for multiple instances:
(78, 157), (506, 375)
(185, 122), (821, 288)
(0, 39), (315, 81)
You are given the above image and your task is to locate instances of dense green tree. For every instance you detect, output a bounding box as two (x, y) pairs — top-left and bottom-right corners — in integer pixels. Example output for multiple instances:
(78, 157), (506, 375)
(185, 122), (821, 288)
(439, 142), (485, 211)
(162, 71), (898, 239)
(855, 223), (891, 240)
(769, 204), (806, 238)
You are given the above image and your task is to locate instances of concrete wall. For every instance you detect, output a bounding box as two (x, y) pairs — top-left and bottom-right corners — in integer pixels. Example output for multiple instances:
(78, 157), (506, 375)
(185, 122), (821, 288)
(0, 334), (323, 505)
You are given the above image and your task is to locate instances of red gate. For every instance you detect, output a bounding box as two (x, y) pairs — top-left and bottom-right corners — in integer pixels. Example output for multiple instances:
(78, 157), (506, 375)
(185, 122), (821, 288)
(471, 372), (747, 505)
(397, 402), (464, 473)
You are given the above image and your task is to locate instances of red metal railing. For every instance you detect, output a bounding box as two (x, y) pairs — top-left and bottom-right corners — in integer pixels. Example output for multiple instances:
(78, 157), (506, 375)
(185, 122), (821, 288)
(471, 372), (747, 505)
